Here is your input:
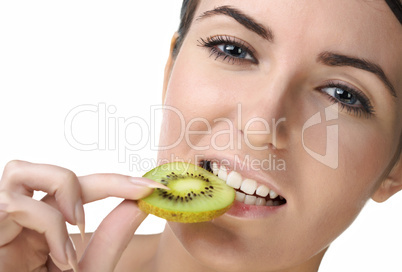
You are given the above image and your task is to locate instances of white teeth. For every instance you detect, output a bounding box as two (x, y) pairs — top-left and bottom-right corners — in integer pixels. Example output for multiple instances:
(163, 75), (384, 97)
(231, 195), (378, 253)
(211, 166), (284, 206)
(255, 198), (267, 206)
(240, 179), (257, 195)
(212, 162), (219, 175)
(244, 195), (257, 205)
(226, 171), (242, 189)
(235, 191), (246, 202)
(218, 165), (228, 181)
(269, 190), (278, 199)
(256, 185), (270, 197)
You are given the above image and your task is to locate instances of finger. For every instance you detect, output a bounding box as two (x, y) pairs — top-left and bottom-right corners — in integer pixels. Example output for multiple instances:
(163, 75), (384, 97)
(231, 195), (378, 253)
(0, 160), (85, 230)
(42, 174), (166, 211)
(0, 191), (78, 270)
(78, 200), (147, 272)
(78, 174), (168, 203)
(41, 173), (166, 239)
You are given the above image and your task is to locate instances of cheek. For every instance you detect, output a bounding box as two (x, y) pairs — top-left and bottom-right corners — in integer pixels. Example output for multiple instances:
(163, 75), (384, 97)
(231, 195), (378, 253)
(290, 119), (393, 250)
(300, 109), (392, 204)
(337, 122), (392, 195)
(159, 53), (245, 158)
(327, 124), (390, 205)
(157, 108), (186, 154)
(164, 43), (251, 117)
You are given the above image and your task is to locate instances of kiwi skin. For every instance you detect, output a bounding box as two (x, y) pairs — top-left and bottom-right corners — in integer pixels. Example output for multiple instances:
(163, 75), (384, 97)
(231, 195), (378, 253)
(138, 200), (232, 223)
(138, 162), (235, 223)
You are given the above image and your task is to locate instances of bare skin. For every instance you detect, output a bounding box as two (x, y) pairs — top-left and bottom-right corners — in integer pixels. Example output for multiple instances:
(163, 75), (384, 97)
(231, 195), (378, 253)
(1, 0), (401, 271)
(0, 161), (163, 272)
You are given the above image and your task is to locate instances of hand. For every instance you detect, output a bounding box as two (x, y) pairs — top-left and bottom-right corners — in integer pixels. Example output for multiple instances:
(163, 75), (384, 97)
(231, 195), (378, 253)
(0, 160), (165, 271)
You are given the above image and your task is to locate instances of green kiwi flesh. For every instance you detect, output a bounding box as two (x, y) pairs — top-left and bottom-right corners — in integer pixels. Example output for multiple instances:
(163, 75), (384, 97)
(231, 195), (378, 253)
(138, 162), (235, 223)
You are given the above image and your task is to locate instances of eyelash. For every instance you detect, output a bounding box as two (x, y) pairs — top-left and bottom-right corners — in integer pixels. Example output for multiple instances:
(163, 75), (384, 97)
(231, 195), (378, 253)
(198, 35), (375, 118)
(317, 81), (375, 118)
(197, 35), (257, 65)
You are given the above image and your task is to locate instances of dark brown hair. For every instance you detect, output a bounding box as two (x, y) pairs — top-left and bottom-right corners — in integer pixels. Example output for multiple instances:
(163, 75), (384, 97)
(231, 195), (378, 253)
(385, 0), (402, 24)
(172, 0), (200, 58)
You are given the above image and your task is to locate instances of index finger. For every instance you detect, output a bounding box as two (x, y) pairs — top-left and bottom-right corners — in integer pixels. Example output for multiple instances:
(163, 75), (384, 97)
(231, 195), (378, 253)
(78, 174), (168, 204)
(42, 173), (167, 207)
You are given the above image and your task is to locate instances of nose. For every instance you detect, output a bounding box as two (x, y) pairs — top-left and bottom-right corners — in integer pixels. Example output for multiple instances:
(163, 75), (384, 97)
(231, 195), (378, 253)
(238, 75), (291, 151)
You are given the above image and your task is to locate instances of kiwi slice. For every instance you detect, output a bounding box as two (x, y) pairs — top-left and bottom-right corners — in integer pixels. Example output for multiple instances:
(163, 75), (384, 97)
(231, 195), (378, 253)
(138, 162), (235, 223)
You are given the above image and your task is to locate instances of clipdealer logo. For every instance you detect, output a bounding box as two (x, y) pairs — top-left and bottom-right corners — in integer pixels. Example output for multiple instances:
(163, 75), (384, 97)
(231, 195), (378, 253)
(301, 104), (339, 169)
(64, 103), (339, 170)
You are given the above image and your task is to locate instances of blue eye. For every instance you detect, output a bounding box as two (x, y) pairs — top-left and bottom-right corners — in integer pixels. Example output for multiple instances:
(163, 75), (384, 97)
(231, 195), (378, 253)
(319, 82), (374, 118)
(322, 87), (361, 106)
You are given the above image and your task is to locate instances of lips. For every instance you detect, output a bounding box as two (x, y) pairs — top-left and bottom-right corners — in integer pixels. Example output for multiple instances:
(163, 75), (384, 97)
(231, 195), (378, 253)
(200, 160), (287, 207)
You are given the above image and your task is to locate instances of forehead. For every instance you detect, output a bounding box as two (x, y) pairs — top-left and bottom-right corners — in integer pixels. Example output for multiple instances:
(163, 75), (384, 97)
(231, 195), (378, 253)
(194, 0), (402, 97)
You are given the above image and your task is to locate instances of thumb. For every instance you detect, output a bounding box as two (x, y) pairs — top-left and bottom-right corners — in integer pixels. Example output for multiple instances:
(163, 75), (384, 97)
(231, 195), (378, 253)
(78, 200), (148, 272)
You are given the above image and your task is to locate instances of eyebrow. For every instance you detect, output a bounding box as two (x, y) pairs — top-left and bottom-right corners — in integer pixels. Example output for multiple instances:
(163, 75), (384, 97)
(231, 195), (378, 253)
(196, 6), (397, 100)
(318, 51), (397, 99)
(196, 5), (274, 42)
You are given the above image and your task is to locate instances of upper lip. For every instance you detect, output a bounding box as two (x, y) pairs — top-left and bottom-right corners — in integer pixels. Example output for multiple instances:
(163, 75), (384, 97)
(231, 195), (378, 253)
(196, 154), (286, 199)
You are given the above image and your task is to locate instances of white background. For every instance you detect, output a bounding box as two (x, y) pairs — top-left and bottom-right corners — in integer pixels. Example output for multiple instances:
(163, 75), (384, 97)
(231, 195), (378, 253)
(0, 1), (401, 271)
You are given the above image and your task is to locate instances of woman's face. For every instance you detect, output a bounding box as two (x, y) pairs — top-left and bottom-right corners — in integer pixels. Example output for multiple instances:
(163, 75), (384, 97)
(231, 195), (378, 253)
(158, 0), (402, 271)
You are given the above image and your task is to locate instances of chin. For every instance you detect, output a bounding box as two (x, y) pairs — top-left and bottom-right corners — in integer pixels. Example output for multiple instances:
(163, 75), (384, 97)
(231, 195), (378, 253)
(167, 218), (321, 272)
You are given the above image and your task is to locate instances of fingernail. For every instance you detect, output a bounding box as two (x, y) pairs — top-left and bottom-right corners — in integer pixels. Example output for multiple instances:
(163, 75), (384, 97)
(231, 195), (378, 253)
(74, 199), (86, 241)
(65, 237), (78, 272)
(130, 177), (170, 190)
